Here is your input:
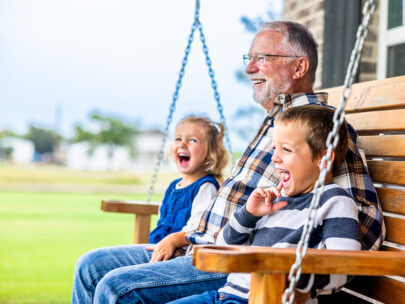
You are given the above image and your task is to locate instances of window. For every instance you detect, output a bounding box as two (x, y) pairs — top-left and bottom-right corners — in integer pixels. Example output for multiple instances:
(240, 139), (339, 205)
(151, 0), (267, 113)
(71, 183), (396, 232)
(387, 43), (405, 76)
(378, 0), (405, 78)
(388, 0), (403, 29)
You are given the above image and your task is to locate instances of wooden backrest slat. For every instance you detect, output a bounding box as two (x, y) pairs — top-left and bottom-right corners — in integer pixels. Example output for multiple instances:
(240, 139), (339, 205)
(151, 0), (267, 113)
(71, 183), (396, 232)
(384, 216), (405, 245)
(327, 77), (405, 301)
(376, 188), (405, 216)
(346, 276), (405, 304)
(360, 135), (405, 157)
(380, 244), (402, 251)
(367, 160), (405, 185)
(344, 109), (405, 134)
(324, 75), (405, 112)
(317, 77), (405, 303)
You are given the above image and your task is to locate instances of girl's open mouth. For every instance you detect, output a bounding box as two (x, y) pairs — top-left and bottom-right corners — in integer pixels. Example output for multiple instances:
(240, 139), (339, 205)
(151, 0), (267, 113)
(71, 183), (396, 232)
(178, 153), (190, 165)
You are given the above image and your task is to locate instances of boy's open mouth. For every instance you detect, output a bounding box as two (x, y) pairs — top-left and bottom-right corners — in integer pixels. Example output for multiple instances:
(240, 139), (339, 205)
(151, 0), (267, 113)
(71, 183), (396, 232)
(278, 169), (291, 183)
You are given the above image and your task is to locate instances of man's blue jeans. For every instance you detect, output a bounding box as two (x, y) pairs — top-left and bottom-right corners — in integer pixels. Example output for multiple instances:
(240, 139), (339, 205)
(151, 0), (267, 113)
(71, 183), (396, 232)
(71, 244), (228, 304)
(167, 290), (248, 304)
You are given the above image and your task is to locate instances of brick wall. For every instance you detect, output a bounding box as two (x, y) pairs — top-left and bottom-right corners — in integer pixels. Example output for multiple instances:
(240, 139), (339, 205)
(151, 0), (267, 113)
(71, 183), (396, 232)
(283, 0), (325, 89)
(282, 0), (379, 87)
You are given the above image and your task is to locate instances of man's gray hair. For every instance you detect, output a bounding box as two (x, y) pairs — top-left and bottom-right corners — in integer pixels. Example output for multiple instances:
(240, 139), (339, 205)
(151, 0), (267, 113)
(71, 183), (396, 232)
(260, 21), (318, 84)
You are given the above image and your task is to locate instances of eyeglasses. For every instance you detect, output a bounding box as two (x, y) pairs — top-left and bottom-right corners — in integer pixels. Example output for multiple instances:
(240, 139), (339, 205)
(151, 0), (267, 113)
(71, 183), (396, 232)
(242, 53), (300, 66)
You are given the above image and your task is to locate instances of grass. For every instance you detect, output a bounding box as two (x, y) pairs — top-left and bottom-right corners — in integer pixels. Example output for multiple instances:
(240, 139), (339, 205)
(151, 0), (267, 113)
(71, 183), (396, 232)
(0, 163), (142, 185)
(0, 169), (163, 303)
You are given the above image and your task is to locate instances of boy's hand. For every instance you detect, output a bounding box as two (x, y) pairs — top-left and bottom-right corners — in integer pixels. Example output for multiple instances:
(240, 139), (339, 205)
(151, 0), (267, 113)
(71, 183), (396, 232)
(246, 182), (287, 217)
(145, 236), (176, 263)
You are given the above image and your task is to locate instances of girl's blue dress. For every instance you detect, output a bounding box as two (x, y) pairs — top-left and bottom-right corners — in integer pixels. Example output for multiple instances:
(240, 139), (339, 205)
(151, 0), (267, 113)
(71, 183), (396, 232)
(149, 175), (219, 244)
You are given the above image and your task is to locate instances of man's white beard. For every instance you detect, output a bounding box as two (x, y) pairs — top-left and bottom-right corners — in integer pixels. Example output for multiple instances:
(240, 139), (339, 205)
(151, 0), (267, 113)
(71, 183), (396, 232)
(253, 76), (292, 106)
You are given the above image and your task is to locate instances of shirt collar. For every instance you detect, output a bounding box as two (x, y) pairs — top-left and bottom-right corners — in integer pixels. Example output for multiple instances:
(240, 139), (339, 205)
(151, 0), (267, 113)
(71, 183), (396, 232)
(268, 92), (329, 119)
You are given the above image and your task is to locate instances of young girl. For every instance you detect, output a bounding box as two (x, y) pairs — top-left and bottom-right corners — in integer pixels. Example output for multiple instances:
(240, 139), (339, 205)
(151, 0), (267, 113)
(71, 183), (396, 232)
(146, 115), (229, 262)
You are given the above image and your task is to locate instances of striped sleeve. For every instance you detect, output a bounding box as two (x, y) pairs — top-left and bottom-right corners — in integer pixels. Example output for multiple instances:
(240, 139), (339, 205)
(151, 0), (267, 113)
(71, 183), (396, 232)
(216, 205), (261, 246)
(297, 188), (361, 293)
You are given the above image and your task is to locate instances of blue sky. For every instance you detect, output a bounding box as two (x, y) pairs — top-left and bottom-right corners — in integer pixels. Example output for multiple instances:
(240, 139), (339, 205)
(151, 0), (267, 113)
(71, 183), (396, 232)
(0, 0), (282, 150)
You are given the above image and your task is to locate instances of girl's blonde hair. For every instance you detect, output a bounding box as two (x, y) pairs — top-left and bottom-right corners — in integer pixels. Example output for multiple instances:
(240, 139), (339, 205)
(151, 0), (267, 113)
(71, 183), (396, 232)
(177, 115), (229, 182)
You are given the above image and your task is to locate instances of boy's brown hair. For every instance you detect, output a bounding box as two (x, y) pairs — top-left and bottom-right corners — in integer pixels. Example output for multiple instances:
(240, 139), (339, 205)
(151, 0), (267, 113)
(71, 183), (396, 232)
(274, 105), (348, 171)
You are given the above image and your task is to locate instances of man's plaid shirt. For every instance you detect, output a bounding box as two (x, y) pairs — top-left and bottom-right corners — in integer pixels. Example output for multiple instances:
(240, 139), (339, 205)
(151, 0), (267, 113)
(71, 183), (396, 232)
(186, 93), (385, 251)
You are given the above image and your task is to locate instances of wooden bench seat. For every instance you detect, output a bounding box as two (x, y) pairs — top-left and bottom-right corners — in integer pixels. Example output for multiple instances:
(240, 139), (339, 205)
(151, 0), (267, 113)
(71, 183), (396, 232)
(101, 199), (160, 244)
(193, 75), (405, 304)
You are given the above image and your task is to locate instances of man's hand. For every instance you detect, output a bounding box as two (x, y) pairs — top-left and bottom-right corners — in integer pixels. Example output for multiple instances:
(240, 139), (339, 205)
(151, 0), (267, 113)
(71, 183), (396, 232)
(145, 235), (176, 263)
(246, 182), (287, 217)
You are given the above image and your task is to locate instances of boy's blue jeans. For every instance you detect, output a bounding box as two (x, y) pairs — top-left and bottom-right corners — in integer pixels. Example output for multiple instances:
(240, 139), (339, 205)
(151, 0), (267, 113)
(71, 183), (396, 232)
(71, 244), (227, 304)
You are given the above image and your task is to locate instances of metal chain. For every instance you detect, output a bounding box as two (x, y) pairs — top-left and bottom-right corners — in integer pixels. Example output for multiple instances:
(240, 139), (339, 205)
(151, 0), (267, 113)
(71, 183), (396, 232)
(146, 0), (232, 201)
(196, 20), (233, 158)
(282, 1), (376, 303)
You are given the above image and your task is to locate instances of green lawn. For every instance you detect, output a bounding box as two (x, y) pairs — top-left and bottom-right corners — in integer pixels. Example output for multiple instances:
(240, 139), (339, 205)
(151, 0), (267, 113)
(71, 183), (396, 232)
(0, 191), (160, 304)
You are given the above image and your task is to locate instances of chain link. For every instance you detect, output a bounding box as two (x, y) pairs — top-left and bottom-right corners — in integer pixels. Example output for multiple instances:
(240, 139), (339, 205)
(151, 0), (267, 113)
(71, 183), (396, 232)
(282, 1), (376, 303)
(196, 20), (233, 160)
(146, 0), (232, 201)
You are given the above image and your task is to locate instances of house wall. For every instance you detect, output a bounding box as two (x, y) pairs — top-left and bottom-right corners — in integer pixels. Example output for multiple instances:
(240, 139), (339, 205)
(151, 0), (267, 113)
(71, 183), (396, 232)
(359, 0), (380, 82)
(283, 0), (325, 89)
(282, 0), (379, 88)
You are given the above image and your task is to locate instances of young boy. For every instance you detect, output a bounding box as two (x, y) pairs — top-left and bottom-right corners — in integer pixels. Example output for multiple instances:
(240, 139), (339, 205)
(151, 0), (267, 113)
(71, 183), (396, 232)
(168, 105), (361, 304)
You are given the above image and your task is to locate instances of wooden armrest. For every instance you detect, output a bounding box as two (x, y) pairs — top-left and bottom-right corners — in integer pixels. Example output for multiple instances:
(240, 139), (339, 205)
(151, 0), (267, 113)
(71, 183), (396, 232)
(101, 200), (161, 244)
(193, 245), (405, 276)
(101, 199), (160, 215)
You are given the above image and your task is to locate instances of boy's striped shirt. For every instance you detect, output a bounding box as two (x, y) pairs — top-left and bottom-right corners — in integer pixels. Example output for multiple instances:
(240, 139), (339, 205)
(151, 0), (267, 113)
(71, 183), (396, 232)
(216, 183), (361, 298)
(186, 93), (385, 251)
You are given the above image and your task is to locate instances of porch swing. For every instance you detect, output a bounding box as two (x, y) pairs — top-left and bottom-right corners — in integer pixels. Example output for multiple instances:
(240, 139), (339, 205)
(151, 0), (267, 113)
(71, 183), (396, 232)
(101, 0), (232, 244)
(193, 0), (405, 303)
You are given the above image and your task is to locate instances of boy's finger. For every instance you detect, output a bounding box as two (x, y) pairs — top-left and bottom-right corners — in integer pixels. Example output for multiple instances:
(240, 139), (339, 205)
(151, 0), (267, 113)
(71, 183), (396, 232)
(273, 201), (288, 211)
(270, 186), (281, 198)
(277, 181), (283, 190)
(263, 189), (273, 203)
(257, 187), (266, 197)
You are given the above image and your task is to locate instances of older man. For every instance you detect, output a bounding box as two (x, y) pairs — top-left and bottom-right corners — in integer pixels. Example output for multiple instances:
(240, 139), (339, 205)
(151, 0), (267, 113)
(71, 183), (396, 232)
(72, 21), (384, 304)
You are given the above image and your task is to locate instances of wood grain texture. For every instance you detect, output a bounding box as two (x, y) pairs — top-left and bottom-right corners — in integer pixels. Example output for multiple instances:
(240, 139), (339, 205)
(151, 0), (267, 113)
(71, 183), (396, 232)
(193, 246), (405, 276)
(385, 216), (405, 245)
(367, 160), (405, 185)
(361, 135), (405, 157)
(345, 109), (405, 133)
(134, 214), (151, 244)
(376, 187), (405, 215)
(101, 200), (160, 215)
(250, 273), (285, 304)
(322, 75), (405, 112)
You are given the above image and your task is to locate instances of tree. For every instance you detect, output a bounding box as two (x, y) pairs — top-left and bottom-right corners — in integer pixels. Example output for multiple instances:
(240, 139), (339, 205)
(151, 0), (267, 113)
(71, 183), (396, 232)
(0, 129), (17, 139)
(25, 125), (62, 156)
(0, 130), (16, 160)
(73, 111), (139, 165)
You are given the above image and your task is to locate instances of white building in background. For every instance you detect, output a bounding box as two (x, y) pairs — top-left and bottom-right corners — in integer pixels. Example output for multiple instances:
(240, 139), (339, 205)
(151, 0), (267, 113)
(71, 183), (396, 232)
(0, 137), (35, 163)
(66, 129), (173, 171)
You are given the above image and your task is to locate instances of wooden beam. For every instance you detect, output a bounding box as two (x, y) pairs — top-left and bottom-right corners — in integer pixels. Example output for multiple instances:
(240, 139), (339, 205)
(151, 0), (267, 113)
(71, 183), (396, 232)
(193, 246), (405, 276)
(250, 273), (285, 304)
(101, 200), (160, 215)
